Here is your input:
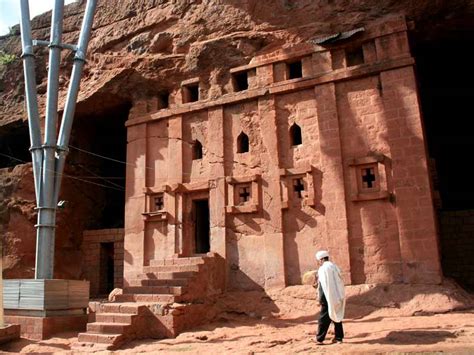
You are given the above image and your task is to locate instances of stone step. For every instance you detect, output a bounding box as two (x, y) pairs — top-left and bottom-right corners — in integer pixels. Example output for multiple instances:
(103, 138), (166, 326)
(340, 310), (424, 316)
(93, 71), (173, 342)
(96, 313), (134, 324)
(87, 322), (130, 334)
(98, 302), (143, 314)
(124, 286), (185, 296)
(77, 332), (124, 345)
(137, 271), (198, 280)
(149, 257), (206, 266)
(114, 293), (179, 303)
(128, 278), (189, 287)
(143, 264), (201, 273)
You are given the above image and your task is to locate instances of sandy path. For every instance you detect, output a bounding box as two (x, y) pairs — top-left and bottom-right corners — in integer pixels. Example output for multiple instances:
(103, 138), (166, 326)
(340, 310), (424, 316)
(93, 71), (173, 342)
(2, 311), (473, 354)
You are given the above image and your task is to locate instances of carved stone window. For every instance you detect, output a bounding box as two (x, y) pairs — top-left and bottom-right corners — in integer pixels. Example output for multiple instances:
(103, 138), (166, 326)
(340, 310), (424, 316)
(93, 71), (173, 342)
(359, 165), (378, 191)
(232, 71), (249, 92)
(193, 140), (203, 160)
(237, 184), (251, 205)
(346, 45), (364, 67)
(181, 78), (200, 103)
(226, 175), (260, 214)
(153, 194), (164, 211)
(143, 188), (168, 221)
(158, 91), (170, 109)
(292, 178), (305, 199)
(287, 60), (303, 79)
(349, 155), (391, 202)
(237, 132), (249, 153)
(280, 165), (317, 209)
(290, 123), (303, 146)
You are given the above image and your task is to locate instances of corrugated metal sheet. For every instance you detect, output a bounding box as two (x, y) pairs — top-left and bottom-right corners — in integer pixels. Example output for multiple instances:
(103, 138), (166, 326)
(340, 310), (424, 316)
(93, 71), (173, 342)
(310, 27), (365, 45)
(3, 279), (89, 310)
(310, 32), (341, 44)
(338, 27), (365, 41)
(3, 280), (20, 309)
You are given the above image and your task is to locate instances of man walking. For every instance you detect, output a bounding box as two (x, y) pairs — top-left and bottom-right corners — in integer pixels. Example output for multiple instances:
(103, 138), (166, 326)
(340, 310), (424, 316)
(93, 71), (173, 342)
(315, 250), (345, 344)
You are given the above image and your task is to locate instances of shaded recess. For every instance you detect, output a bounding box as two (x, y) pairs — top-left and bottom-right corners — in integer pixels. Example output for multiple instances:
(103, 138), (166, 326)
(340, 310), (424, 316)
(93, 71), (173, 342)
(290, 123), (302, 146)
(193, 140), (203, 160)
(412, 17), (474, 290)
(237, 132), (249, 153)
(99, 242), (115, 295)
(69, 99), (131, 229)
(193, 199), (210, 254)
(0, 121), (31, 168)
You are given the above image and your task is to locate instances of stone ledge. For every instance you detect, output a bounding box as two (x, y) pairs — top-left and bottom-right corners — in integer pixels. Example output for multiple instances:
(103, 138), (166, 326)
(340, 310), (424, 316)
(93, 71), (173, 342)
(351, 190), (391, 202)
(142, 211), (168, 222)
(225, 204), (258, 214)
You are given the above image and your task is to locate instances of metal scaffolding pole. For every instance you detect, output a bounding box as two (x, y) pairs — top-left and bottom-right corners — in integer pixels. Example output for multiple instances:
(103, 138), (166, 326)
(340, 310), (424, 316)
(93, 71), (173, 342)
(19, 0), (42, 205)
(35, 0), (64, 280)
(18, 0), (97, 279)
(54, 0), (98, 204)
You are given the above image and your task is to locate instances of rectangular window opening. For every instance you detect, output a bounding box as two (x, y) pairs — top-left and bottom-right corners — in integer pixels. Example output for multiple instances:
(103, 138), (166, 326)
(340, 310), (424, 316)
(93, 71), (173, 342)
(158, 91), (170, 109)
(232, 71), (249, 92)
(183, 83), (199, 103)
(346, 46), (364, 67)
(287, 60), (303, 79)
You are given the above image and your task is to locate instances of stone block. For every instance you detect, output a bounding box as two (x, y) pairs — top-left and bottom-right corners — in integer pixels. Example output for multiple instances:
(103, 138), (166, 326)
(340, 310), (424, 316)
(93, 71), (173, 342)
(0, 324), (21, 345)
(4, 315), (87, 340)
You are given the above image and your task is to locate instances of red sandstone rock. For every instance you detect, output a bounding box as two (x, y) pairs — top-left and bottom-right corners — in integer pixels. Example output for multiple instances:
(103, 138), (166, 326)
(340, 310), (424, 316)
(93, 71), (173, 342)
(1, 4), (473, 348)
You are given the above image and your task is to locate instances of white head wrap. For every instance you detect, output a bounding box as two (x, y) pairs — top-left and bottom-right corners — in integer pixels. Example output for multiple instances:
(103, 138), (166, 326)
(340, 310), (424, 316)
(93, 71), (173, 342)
(316, 250), (329, 260)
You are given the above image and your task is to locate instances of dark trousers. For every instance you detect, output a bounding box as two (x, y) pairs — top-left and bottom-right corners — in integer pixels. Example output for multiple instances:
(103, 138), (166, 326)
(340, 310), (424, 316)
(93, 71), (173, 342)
(316, 293), (344, 342)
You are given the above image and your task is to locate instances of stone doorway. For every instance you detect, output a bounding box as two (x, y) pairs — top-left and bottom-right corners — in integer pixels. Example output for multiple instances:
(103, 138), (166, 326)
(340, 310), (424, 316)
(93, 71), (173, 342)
(193, 199), (210, 254)
(82, 229), (124, 297)
(99, 242), (115, 295)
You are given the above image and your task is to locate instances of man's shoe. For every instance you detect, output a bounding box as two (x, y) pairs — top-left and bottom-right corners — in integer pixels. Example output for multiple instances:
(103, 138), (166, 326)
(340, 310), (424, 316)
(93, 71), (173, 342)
(331, 338), (343, 344)
(314, 337), (324, 345)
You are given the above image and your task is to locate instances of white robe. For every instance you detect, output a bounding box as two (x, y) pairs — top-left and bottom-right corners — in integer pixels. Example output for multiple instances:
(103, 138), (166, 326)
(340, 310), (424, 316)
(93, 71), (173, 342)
(318, 261), (346, 322)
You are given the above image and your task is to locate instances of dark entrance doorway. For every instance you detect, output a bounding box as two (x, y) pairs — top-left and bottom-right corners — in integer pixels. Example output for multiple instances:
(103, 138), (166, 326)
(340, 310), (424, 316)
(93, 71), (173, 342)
(193, 199), (210, 254)
(0, 121), (31, 168)
(99, 242), (115, 295)
(70, 101), (131, 229)
(412, 22), (474, 290)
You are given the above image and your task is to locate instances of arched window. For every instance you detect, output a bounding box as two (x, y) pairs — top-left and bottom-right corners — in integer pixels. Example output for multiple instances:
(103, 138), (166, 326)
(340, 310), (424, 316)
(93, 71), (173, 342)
(237, 132), (249, 153)
(290, 123), (302, 146)
(193, 140), (203, 160)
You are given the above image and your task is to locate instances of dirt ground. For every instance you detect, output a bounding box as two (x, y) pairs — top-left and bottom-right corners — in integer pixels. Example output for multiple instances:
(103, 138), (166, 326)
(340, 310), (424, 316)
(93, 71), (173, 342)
(1, 283), (473, 354)
(1, 311), (473, 354)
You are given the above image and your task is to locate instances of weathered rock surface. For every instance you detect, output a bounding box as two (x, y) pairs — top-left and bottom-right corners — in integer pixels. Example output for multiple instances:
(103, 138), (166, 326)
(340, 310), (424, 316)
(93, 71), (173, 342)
(0, 163), (105, 279)
(1, 0), (474, 123)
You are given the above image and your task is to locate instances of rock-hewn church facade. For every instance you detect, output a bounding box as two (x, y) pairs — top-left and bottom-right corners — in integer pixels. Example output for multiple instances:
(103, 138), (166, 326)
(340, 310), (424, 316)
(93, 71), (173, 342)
(123, 16), (441, 292)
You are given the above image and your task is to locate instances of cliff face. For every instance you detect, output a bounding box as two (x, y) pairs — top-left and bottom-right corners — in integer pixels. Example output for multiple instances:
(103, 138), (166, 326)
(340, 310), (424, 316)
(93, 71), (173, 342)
(0, 0), (473, 279)
(1, 0), (473, 123)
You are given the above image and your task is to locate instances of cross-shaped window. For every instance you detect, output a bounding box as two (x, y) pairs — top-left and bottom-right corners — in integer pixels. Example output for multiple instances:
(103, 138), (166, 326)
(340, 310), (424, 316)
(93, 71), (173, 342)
(293, 178), (305, 199)
(361, 168), (376, 189)
(238, 185), (251, 204)
(154, 195), (164, 211)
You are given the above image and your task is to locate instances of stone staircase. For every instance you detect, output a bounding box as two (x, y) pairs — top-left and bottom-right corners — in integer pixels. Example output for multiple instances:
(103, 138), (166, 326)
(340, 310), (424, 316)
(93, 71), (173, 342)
(73, 253), (224, 351)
